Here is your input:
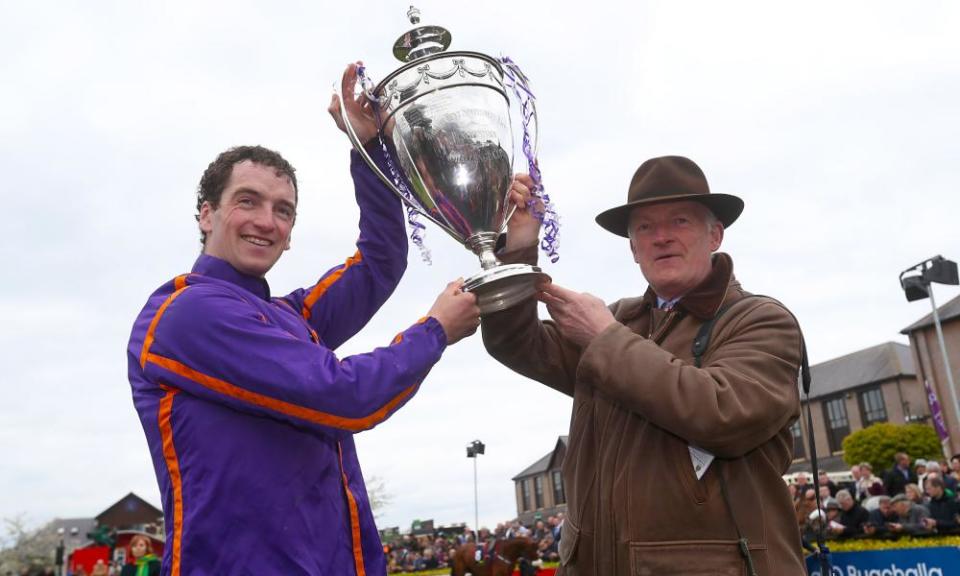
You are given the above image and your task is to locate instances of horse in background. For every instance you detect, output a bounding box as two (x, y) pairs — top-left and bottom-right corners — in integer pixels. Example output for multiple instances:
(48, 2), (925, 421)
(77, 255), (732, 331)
(450, 536), (539, 576)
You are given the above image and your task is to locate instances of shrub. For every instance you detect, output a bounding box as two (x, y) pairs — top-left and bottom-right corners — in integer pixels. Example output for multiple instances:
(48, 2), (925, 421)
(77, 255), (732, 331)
(842, 422), (942, 472)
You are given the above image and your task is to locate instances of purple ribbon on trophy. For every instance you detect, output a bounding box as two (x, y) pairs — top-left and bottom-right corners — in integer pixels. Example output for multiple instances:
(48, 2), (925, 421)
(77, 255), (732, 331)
(500, 56), (561, 263)
(357, 65), (433, 264)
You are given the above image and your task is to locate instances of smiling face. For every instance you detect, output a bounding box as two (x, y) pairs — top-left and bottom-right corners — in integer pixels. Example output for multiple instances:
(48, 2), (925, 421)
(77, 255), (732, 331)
(199, 160), (296, 277)
(628, 200), (723, 300)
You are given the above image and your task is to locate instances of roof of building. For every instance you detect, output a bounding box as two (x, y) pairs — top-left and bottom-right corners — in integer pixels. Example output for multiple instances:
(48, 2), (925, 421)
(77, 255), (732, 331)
(512, 436), (568, 480)
(805, 341), (914, 400)
(900, 293), (960, 334)
(95, 492), (162, 528)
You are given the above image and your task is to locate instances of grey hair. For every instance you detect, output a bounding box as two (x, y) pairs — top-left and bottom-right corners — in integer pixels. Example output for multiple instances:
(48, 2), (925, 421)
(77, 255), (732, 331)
(701, 205), (718, 229)
(836, 489), (853, 502)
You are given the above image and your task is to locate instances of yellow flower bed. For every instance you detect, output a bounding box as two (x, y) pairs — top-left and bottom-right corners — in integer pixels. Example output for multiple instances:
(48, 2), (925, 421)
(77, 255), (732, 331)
(817, 536), (960, 553)
(394, 561), (560, 576)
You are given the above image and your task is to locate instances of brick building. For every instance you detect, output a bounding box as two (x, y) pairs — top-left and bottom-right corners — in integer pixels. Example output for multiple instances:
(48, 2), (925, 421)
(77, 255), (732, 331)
(788, 341), (927, 473)
(901, 293), (960, 456)
(512, 436), (568, 525)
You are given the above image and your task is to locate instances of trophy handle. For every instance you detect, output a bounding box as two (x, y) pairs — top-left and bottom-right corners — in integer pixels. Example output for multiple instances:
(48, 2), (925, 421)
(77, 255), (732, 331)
(335, 86), (462, 242)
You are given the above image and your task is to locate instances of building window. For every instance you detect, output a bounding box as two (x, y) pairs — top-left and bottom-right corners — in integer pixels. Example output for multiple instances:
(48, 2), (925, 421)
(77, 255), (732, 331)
(790, 419), (805, 460)
(521, 479), (531, 511)
(534, 476), (544, 509)
(552, 470), (565, 505)
(858, 386), (888, 426)
(823, 397), (850, 453)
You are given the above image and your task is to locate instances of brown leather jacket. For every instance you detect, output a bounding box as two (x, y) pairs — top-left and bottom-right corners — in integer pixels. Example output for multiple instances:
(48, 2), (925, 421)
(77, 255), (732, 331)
(482, 251), (804, 575)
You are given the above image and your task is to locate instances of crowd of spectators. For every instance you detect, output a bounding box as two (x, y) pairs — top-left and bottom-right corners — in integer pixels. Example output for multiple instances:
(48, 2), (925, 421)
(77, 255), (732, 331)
(386, 453), (960, 572)
(383, 514), (564, 573)
(793, 452), (960, 549)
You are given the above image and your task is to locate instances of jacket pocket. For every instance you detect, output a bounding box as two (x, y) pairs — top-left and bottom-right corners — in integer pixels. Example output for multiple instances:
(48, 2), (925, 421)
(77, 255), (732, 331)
(672, 440), (708, 504)
(629, 539), (765, 576)
(558, 517), (581, 566)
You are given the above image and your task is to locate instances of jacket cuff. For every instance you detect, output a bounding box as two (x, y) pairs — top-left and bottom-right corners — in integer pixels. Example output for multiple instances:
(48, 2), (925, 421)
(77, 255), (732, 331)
(420, 316), (450, 350)
(496, 243), (539, 265)
(350, 138), (399, 175)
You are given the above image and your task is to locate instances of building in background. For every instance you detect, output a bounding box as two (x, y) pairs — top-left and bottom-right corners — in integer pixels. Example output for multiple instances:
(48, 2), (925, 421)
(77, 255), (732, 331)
(512, 436), (568, 525)
(788, 341), (926, 473)
(902, 293), (960, 456)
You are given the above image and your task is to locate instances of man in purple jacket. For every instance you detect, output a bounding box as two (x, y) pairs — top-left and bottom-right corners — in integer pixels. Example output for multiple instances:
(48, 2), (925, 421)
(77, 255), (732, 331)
(127, 64), (480, 575)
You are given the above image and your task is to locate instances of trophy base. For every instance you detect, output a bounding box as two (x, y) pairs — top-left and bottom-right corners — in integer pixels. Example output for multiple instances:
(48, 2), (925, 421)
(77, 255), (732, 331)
(462, 264), (550, 316)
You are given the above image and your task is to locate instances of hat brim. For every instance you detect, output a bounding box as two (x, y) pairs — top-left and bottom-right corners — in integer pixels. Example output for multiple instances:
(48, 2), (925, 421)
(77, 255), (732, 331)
(595, 193), (744, 238)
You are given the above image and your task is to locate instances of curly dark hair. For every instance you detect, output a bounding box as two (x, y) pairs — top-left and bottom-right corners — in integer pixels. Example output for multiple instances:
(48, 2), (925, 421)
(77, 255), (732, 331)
(195, 145), (299, 245)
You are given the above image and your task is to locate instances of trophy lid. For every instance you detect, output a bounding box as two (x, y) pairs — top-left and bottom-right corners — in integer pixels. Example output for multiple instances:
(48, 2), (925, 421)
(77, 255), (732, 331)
(392, 6), (452, 62)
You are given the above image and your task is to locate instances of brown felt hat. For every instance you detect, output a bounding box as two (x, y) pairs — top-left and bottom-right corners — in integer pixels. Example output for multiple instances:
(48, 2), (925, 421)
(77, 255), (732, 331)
(595, 155), (744, 238)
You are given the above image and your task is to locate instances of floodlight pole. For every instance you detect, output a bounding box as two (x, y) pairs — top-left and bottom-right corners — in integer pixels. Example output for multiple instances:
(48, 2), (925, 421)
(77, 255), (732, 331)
(928, 286), (960, 438)
(473, 452), (479, 539)
(467, 439), (483, 540)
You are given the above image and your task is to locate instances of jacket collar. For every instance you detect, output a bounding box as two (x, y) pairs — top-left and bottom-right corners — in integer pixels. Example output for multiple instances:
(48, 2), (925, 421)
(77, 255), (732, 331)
(191, 254), (272, 301)
(628, 252), (737, 321)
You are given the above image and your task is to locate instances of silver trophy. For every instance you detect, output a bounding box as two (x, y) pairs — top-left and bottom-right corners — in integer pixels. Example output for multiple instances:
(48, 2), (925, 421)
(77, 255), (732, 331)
(339, 6), (549, 315)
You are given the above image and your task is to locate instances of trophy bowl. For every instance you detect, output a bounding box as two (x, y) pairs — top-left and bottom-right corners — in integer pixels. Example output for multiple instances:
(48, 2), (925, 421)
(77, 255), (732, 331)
(339, 7), (550, 315)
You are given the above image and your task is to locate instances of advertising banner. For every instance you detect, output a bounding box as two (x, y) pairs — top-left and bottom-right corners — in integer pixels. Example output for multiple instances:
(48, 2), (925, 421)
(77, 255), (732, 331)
(806, 546), (960, 576)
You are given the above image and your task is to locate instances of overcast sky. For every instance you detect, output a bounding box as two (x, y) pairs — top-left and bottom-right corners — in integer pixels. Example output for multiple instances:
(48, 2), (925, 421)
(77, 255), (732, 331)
(2, 0), (959, 543)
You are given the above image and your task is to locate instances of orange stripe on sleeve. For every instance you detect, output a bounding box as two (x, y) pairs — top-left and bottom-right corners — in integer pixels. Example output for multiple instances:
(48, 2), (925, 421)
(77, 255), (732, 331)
(301, 251), (363, 320)
(391, 317), (430, 346)
(338, 442), (366, 576)
(140, 275), (191, 369)
(146, 353), (418, 432)
(158, 386), (184, 576)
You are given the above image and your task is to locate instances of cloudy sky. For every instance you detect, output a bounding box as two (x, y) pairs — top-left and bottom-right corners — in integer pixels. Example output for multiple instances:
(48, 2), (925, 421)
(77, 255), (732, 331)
(2, 0), (959, 542)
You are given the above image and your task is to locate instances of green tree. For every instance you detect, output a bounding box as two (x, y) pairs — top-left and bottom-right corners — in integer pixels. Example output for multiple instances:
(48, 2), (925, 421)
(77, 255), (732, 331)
(842, 422), (942, 472)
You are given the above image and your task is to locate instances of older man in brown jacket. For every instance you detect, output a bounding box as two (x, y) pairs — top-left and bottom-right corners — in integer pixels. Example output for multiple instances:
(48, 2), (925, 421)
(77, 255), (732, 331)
(483, 157), (805, 575)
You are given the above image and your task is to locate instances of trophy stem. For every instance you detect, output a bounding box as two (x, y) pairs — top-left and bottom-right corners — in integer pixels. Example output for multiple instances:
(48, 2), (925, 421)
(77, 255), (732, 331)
(462, 233), (549, 315)
(465, 233), (500, 270)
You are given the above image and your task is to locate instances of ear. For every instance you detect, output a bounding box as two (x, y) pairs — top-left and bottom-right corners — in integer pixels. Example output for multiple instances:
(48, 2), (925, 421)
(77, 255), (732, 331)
(629, 234), (641, 264)
(285, 215), (295, 250)
(709, 222), (724, 252)
(199, 201), (215, 236)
